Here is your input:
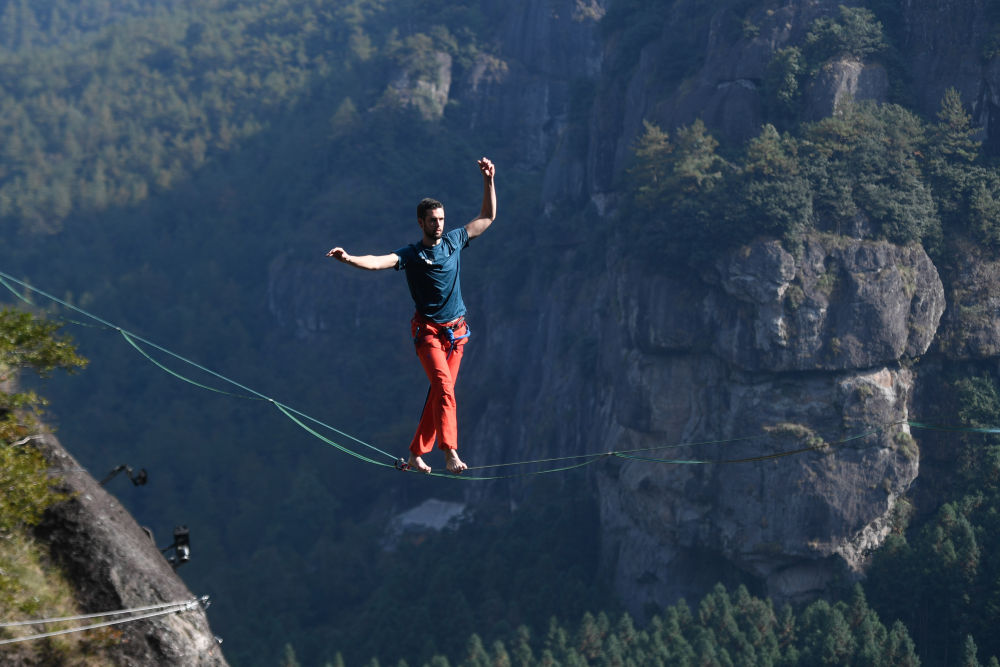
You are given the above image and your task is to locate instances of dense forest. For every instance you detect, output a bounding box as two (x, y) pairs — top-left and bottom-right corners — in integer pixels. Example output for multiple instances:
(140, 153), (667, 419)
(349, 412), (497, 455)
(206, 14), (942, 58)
(4, 0), (1000, 665)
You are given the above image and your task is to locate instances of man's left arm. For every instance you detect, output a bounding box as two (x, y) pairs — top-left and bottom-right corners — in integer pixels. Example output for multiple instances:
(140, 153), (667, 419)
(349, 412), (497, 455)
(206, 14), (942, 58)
(465, 157), (496, 240)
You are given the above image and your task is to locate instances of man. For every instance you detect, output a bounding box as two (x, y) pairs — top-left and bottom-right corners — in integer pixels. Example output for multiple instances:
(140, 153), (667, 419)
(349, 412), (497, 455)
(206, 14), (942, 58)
(326, 157), (496, 474)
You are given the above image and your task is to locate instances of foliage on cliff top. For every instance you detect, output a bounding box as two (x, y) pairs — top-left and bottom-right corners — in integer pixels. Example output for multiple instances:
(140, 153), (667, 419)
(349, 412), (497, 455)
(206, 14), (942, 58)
(1, 307), (88, 448)
(0, 307), (101, 661)
(1, 305), (84, 557)
(628, 88), (999, 267)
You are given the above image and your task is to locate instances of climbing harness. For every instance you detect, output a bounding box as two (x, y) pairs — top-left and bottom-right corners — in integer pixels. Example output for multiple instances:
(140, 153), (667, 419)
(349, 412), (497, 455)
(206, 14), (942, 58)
(412, 314), (470, 359)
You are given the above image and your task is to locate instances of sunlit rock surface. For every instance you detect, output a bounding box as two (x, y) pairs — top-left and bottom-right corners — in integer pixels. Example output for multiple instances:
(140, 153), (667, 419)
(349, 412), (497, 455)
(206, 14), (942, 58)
(33, 435), (227, 667)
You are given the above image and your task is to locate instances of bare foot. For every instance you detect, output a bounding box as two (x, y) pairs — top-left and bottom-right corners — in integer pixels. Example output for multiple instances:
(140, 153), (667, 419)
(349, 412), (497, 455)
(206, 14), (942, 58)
(408, 454), (432, 473)
(444, 449), (467, 474)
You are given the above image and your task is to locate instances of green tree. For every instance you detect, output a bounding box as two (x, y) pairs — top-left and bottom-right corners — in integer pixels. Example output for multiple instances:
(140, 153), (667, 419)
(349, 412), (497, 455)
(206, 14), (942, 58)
(964, 635), (982, 667)
(925, 88), (990, 238)
(0, 307), (85, 533)
(731, 123), (813, 249)
(0, 307), (87, 444)
(867, 371), (1000, 664)
(763, 46), (805, 126)
(464, 634), (491, 667)
(797, 599), (856, 665)
(802, 101), (939, 246)
(803, 5), (888, 66)
(628, 118), (727, 266)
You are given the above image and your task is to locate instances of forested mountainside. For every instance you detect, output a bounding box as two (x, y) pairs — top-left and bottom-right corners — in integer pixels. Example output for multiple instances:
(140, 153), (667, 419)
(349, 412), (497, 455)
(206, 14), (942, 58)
(5, 0), (1000, 665)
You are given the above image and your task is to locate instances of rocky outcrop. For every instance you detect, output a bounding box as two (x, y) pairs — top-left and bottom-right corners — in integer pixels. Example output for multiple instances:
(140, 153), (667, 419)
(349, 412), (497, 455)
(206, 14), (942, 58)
(32, 434), (227, 666)
(598, 364), (918, 607)
(600, 236), (936, 610)
(463, 233), (941, 612)
(708, 237), (945, 372)
(803, 59), (889, 120)
(386, 51), (452, 120)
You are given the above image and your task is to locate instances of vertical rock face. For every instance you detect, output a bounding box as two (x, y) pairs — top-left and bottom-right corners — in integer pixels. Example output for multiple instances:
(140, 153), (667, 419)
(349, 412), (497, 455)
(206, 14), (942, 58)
(272, 0), (992, 618)
(463, 234), (941, 611)
(33, 434), (227, 666)
(933, 240), (1000, 359)
(708, 238), (945, 372)
(459, 0), (607, 172)
(900, 0), (988, 125)
(440, 0), (962, 614)
(593, 237), (940, 611)
(802, 59), (889, 120)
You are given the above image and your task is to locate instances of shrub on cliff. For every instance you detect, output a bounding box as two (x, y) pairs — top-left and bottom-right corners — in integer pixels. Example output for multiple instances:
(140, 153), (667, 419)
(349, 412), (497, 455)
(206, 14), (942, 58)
(627, 92), (1000, 263)
(0, 307), (86, 531)
(0, 306), (88, 654)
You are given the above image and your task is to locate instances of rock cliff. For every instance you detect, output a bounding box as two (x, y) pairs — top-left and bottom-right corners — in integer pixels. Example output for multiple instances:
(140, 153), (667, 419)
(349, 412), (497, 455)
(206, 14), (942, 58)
(453, 0), (967, 616)
(274, 0), (1000, 618)
(26, 434), (227, 666)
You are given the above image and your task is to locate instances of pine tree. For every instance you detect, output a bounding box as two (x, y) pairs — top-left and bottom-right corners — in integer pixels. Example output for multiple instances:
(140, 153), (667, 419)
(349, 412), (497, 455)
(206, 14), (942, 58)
(491, 639), (512, 667)
(796, 600), (856, 665)
(926, 88), (985, 235)
(734, 124), (812, 249)
(576, 612), (604, 660)
(964, 635), (982, 667)
(464, 634), (491, 667)
(280, 644), (301, 667)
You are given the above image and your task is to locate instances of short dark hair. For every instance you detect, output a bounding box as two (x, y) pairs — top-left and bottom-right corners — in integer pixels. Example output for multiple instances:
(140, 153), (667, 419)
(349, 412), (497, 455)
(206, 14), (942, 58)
(417, 197), (444, 220)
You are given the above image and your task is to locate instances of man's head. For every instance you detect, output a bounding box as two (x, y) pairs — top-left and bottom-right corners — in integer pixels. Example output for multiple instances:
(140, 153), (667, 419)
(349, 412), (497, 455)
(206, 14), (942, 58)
(417, 198), (444, 221)
(417, 197), (445, 244)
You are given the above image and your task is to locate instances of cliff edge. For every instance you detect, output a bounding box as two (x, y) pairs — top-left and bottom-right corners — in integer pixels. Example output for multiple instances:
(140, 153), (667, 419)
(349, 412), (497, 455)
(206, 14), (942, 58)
(24, 434), (227, 666)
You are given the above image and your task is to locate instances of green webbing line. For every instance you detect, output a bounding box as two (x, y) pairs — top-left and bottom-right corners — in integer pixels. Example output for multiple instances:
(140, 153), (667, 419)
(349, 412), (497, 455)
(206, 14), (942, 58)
(119, 330), (263, 401)
(907, 421), (1000, 434)
(0, 268), (395, 464)
(398, 451), (612, 481)
(274, 402), (394, 468)
(0, 270), (120, 330)
(465, 451), (611, 472)
(119, 329), (396, 461)
(273, 402), (398, 462)
(613, 426), (888, 465)
(11, 268), (1000, 480)
(464, 435), (763, 472)
(0, 275), (122, 330)
(0, 275), (35, 307)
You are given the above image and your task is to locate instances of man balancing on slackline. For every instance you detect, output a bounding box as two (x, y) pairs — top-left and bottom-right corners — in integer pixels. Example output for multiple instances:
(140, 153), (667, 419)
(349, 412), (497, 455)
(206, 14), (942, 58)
(326, 157), (496, 474)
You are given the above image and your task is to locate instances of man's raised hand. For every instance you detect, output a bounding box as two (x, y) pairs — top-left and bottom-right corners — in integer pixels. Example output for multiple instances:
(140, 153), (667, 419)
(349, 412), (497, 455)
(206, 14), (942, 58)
(478, 157), (495, 179)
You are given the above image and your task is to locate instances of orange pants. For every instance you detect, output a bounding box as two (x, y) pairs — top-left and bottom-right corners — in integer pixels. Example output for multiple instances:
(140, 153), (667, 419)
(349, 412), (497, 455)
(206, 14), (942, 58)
(409, 316), (468, 456)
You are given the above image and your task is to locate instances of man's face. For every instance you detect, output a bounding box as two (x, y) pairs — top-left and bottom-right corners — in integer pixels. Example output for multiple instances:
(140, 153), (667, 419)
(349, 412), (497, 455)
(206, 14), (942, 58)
(419, 207), (445, 241)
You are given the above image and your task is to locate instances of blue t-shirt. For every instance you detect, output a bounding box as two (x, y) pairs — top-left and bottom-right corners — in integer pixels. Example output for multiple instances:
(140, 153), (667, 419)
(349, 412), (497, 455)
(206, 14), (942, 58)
(394, 227), (470, 323)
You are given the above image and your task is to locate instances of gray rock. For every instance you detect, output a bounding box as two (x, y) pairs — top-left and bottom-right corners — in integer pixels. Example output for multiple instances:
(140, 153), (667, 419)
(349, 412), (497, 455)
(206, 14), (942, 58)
(709, 236), (945, 371)
(935, 240), (1000, 358)
(598, 365), (918, 613)
(32, 435), (227, 666)
(802, 59), (889, 120)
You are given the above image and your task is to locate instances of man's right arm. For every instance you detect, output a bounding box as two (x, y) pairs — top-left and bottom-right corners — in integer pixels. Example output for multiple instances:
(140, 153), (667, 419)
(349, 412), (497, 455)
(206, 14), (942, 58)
(326, 247), (398, 271)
